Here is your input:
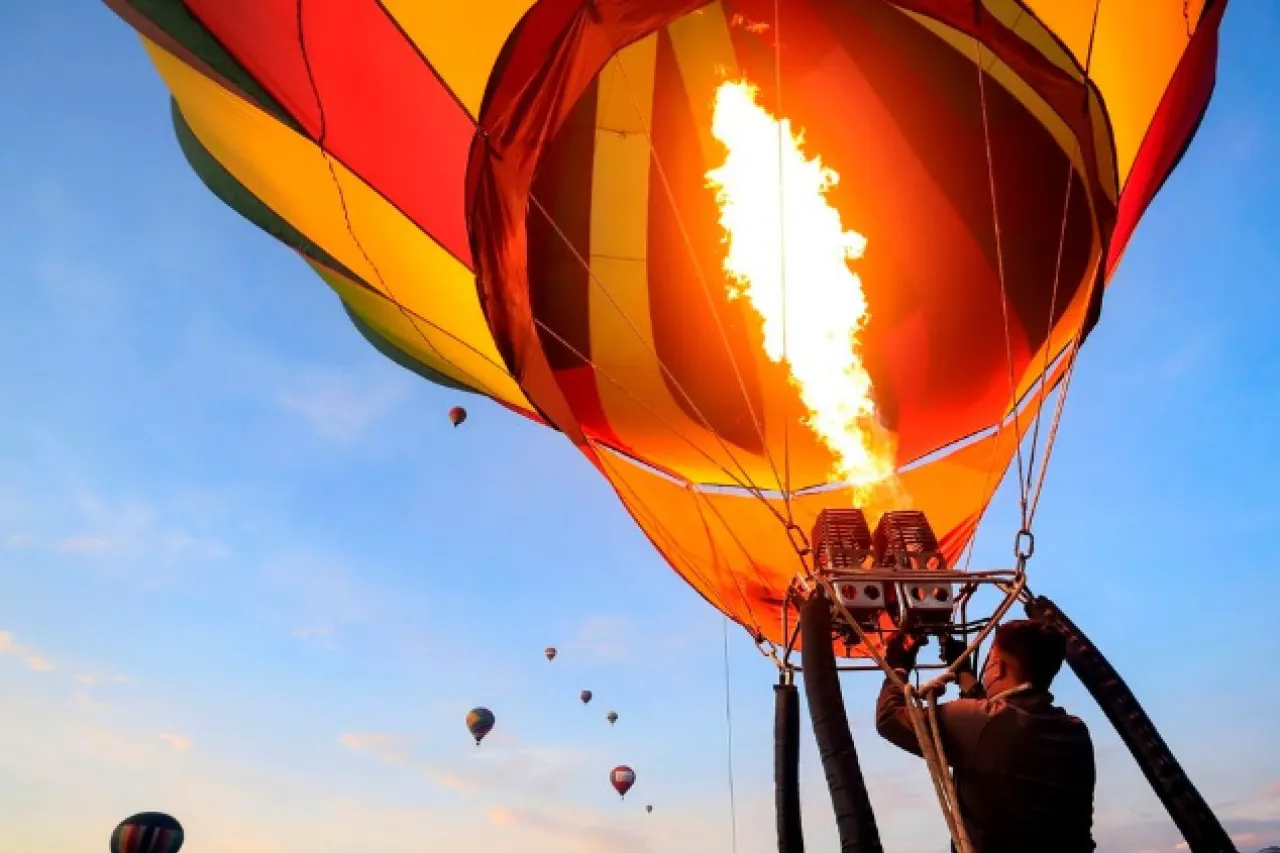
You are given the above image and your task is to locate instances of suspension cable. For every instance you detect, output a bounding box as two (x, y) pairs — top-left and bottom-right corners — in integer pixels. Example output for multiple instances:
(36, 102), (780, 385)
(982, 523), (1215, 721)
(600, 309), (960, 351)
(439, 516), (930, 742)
(723, 616), (740, 853)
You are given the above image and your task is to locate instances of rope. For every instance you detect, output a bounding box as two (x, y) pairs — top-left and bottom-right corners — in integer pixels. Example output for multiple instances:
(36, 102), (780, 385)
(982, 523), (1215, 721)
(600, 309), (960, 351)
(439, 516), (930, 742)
(294, 0), (508, 402)
(608, 54), (790, 510)
(723, 616), (740, 853)
(772, 0), (794, 515)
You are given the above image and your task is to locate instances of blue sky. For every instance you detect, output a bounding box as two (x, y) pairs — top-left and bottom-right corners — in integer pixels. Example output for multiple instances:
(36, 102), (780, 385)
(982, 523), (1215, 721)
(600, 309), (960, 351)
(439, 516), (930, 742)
(1, 3), (1278, 853)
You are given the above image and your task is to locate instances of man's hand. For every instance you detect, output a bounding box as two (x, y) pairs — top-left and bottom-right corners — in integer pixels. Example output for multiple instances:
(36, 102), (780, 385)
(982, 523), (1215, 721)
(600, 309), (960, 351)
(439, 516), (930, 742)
(941, 635), (974, 674)
(884, 630), (923, 672)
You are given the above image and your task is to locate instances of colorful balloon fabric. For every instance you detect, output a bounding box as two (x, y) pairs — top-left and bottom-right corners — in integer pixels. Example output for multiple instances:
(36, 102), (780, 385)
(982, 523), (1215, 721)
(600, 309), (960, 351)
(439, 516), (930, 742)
(611, 765), (636, 798)
(466, 707), (495, 745)
(110, 812), (184, 853)
(101, 0), (1228, 657)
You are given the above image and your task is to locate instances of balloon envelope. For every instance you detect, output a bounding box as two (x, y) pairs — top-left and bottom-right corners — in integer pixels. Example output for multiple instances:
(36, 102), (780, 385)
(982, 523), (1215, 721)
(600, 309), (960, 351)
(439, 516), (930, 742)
(544, 647), (557, 661)
(611, 765), (636, 798)
(466, 707), (495, 744)
(448, 405), (467, 427)
(104, 0), (1228, 657)
(580, 689), (592, 704)
(110, 812), (184, 853)
(607, 711), (618, 725)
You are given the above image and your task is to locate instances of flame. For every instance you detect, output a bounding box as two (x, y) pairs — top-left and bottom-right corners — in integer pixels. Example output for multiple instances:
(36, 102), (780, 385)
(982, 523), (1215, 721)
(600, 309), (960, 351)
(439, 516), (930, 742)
(705, 79), (900, 505)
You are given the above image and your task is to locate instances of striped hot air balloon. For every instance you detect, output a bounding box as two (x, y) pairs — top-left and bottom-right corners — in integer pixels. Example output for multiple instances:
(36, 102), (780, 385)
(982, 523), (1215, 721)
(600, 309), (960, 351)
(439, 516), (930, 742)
(110, 812), (184, 853)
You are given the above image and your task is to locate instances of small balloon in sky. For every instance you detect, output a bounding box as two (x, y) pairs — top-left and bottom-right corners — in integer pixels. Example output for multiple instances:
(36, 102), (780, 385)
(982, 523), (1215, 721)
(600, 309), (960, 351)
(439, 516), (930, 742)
(466, 707), (495, 745)
(110, 812), (184, 853)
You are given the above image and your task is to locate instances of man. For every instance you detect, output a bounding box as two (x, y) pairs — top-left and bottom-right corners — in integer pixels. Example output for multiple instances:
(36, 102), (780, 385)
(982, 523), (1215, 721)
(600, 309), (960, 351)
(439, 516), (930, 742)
(875, 620), (1096, 853)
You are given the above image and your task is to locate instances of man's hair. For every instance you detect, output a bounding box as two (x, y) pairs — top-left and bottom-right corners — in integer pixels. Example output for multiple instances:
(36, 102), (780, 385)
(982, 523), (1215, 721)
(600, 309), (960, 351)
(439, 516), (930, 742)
(992, 619), (1068, 691)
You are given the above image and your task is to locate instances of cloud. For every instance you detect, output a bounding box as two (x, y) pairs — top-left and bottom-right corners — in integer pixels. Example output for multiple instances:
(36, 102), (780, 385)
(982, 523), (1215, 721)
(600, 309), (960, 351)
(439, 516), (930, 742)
(73, 690), (107, 711)
(486, 805), (648, 853)
(8, 492), (227, 568)
(277, 371), (408, 443)
(72, 673), (133, 687)
(570, 615), (639, 663)
(0, 630), (56, 672)
(339, 733), (412, 766)
(294, 624), (339, 650)
(157, 733), (192, 752)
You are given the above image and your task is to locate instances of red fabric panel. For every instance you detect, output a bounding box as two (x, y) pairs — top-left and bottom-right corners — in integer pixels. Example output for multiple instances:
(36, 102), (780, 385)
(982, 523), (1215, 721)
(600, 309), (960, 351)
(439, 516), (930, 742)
(184, 0), (475, 267)
(1106, 0), (1227, 279)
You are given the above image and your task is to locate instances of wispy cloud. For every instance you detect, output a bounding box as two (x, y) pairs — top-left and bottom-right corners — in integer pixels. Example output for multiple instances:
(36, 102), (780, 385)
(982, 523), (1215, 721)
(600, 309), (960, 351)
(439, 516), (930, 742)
(487, 805), (647, 853)
(277, 371), (408, 443)
(0, 630), (56, 672)
(157, 733), (192, 752)
(5, 492), (227, 565)
(338, 733), (412, 766)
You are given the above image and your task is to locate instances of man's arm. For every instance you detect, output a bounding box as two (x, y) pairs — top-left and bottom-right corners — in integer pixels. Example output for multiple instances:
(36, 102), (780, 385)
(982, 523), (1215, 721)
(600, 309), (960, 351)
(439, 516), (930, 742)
(875, 675), (990, 767)
(875, 670), (924, 756)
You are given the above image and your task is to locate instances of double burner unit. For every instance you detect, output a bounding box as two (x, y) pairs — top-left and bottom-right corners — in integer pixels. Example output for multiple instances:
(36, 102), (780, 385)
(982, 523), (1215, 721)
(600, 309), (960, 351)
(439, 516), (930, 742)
(808, 508), (956, 643)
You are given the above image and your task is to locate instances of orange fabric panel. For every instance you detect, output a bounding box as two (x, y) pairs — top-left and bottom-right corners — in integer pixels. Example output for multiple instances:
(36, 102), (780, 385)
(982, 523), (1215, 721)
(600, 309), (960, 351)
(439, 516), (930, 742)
(591, 350), (1069, 656)
(1022, 0), (1204, 186)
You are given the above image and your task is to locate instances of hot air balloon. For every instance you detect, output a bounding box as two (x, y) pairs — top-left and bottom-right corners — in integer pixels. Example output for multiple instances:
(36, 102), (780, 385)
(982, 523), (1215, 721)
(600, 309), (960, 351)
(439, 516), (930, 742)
(97, 3), (1232, 852)
(94, 0), (1231, 665)
(646, 805), (654, 814)
(579, 689), (592, 705)
(544, 647), (557, 661)
(611, 765), (636, 799)
(606, 711), (618, 726)
(448, 406), (467, 427)
(110, 812), (184, 853)
(466, 707), (495, 745)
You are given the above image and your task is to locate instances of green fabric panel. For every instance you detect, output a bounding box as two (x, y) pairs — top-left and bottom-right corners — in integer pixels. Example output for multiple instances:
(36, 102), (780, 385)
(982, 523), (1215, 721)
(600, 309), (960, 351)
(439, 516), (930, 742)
(172, 100), (361, 282)
(341, 302), (479, 395)
(122, 0), (301, 132)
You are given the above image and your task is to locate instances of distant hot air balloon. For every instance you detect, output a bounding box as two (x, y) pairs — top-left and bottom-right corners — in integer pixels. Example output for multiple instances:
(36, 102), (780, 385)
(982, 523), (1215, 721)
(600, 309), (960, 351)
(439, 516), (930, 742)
(580, 689), (592, 704)
(607, 711), (618, 725)
(110, 812), (184, 853)
(646, 805), (653, 814)
(466, 707), (495, 745)
(545, 647), (557, 661)
(448, 406), (467, 427)
(611, 765), (636, 798)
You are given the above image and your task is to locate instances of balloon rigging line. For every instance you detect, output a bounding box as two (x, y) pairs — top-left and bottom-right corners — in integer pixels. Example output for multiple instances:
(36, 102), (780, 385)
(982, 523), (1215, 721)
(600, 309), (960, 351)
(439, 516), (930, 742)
(723, 616), (740, 853)
(607, 50), (790, 515)
(534, 315), (779, 639)
(772, 0), (794, 521)
(294, 0), (511, 406)
(1023, 0), (1105, 527)
(524, 193), (787, 515)
(974, 33), (1032, 533)
(592, 440), (773, 643)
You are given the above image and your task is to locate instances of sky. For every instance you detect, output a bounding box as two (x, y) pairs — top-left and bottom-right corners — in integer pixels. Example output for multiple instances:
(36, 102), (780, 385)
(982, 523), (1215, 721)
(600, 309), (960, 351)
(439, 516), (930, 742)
(1, 3), (1278, 853)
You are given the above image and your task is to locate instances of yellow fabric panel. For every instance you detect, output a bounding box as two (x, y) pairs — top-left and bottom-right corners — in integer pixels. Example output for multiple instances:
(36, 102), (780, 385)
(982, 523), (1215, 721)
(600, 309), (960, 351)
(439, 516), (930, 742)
(587, 33), (773, 486)
(142, 37), (529, 411)
(1021, 0), (1199, 185)
(309, 261), (536, 411)
(666, 3), (741, 166)
(378, 0), (535, 118)
(593, 347), (1068, 653)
